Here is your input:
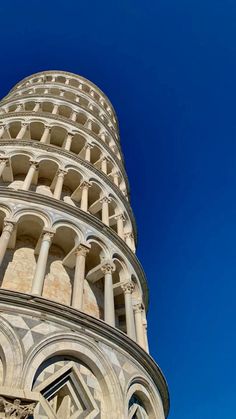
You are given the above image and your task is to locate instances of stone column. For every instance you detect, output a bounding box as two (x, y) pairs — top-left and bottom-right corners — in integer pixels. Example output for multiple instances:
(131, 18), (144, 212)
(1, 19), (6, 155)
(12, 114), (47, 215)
(80, 181), (91, 212)
(100, 132), (106, 142)
(40, 126), (51, 144)
(115, 214), (125, 239)
(122, 282), (136, 340)
(15, 104), (23, 111)
(60, 90), (65, 97)
(33, 102), (40, 112)
(134, 303), (146, 349)
(100, 197), (111, 226)
(53, 169), (67, 200)
(101, 262), (116, 326)
(72, 243), (90, 310)
(101, 157), (108, 174)
(0, 220), (15, 266)
(125, 232), (133, 248)
(113, 172), (119, 186)
(16, 123), (27, 139)
(31, 230), (54, 295)
(52, 104), (59, 114)
(143, 320), (149, 353)
(21, 160), (38, 191)
(85, 119), (92, 130)
(0, 158), (8, 179)
(64, 132), (74, 151)
(0, 125), (5, 138)
(71, 110), (77, 122)
(84, 144), (93, 162)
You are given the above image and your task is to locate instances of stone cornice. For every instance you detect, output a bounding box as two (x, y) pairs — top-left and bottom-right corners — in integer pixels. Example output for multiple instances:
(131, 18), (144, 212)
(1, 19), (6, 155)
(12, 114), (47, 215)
(0, 93), (120, 144)
(7, 70), (118, 126)
(0, 187), (147, 306)
(0, 112), (125, 171)
(0, 289), (169, 417)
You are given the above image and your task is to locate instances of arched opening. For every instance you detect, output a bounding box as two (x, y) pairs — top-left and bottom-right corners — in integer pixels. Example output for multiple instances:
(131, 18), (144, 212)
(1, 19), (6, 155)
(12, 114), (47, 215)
(8, 154), (31, 190)
(0, 214), (44, 292)
(50, 126), (67, 148)
(42, 225), (77, 306)
(36, 159), (59, 197)
(30, 121), (45, 141)
(70, 133), (86, 155)
(62, 168), (83, 206)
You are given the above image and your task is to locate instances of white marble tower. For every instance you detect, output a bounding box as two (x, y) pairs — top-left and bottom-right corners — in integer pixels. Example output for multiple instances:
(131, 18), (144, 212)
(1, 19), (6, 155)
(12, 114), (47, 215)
(0, 71), (169, 418)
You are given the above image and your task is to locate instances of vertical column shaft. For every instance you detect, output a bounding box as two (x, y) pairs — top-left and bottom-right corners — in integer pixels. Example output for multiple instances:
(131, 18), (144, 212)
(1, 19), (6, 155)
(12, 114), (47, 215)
(22, 161), (38, 191)
(122, 282), (136, 340)
(102, 262), (116, 326)
(134, 303), (146, 349)
(53, 169), (67, 200)
(72, 244), (90, 310)
(0, 220), (15, 266)
(80, 181), (91, 212)
(31, 231), (54, 295)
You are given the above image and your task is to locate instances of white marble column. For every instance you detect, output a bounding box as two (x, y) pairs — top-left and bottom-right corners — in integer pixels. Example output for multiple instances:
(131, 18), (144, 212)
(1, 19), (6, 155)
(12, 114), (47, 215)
(113, 172), (119, 187)
(72, 243), (90, 310)
(101, 262), (116, 326)
(0, 125), (5, 138)
(125, 232), (133, 248)
(22, 160), (38, 191)
(31, 230), (54, 295)
(71, 110), (77, 122)
(122, 282), (136, 340)
(15, 104), (23, 111)
(101, 157), (108, 174)
(64, 132), (73, 151)
(40, 126), (51, 144)
(53, 169), (67, 200)
(0, 158), (8, 179)
(16, 123), (27, 139)
(0, 220), (15, 266)
(52, 104), (59, 115)
(100, 196), (111, 226)
(84, 144), (93, 162)
(115, 214), (125, 239)
(33, 102), (40, 112)
(80, 181), (91, 212)
(134, 303), (146, 349)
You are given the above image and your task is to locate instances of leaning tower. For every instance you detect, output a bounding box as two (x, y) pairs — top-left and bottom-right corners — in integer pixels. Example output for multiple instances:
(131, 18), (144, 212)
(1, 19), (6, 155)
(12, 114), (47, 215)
(0, 71), (169, 418)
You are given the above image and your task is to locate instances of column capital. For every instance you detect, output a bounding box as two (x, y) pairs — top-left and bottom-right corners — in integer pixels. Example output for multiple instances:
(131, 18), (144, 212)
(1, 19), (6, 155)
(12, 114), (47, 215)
(121, 281), (135, 294)
(100, 196), (111, 204)
(57, 168), (67, 177)
(29, 159), (39, 168)
(44, 125), (52, 132)
(0, 157), (9, 164)
(101, 261), (116, 275)
(42, 229), (55, 242)
(75, 243), (91, 257)
(85, 143), (93, 150)
(124, 231), (133, 239)
(133, 302), (144, 313)
(115, 213), (125, 221)
(67, 131), (74, 137)
(80, 180), (91, 189)
(0, 397), (36, 417)
(3, 219), (15, 233)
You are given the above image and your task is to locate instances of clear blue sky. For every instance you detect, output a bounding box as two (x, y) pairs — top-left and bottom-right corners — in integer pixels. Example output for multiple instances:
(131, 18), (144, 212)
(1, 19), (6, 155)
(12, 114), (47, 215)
(1, 1), (236, 417)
